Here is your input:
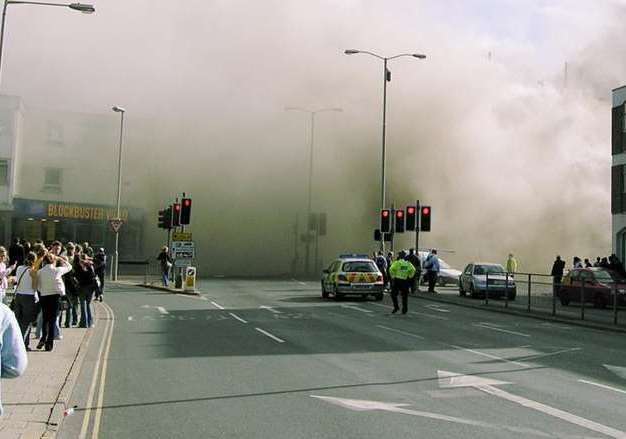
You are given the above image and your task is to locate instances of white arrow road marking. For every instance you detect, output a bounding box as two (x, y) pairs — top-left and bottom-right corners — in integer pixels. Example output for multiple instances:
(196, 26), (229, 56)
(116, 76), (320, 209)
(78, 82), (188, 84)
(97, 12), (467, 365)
(210, 301), (225, 310)
(425, 304), (451, 313)
(255, 327), (285, 343)
(260, 306), (282, 314)
(229, 312), (248, 323)
(474, 323), (531, 338)
(310, 395), (551, 436)
(156, 306), (168, 315)
(376, 325), (425, 339)
(341, 305), (373, 313)
(438, 370), (626, 438)
(578, 379), (626, 395)
(605, 364), (626, 380)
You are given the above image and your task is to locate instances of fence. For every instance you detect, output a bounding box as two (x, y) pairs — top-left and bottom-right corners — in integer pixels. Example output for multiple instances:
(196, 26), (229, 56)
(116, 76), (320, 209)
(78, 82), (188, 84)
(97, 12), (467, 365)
(117, 260), (161, 285)
(422, 271), (625, 328)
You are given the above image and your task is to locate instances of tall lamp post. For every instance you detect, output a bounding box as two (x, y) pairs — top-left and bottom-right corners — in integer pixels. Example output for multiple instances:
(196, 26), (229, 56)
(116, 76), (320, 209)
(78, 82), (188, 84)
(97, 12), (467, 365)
(285, 106), (342, 276)
(344, 49), (426, 251)
(0, 1), (95, 82)
(111, 106), (125, 281)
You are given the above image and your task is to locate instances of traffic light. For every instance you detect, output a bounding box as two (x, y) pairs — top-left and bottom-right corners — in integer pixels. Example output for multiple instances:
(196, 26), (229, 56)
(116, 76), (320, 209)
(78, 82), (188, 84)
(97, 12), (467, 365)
(395, 209), (405, 233)
(172, 203), (181, 227)
(158, 206), (172, 229)
(406, 206), (417, 231)
(420, 206), (431, 231)
(381, 209), (391, 233)
(180, 198), (192, 225)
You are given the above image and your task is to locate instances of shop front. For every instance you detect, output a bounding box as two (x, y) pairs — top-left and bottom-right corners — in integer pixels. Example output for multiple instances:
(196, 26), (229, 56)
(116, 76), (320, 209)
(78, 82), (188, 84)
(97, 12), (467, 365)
(11, 198), (144, 258)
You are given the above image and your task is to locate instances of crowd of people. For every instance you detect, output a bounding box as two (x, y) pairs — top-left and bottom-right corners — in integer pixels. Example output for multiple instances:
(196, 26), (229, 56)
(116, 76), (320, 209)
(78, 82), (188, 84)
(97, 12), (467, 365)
(2, 239), (107, 352)
(372, 248), (440, 314)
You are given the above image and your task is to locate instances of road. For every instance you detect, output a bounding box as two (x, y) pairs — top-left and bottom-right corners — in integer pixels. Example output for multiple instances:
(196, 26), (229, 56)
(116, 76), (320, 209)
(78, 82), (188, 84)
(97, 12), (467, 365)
(61, 279), (626, 438)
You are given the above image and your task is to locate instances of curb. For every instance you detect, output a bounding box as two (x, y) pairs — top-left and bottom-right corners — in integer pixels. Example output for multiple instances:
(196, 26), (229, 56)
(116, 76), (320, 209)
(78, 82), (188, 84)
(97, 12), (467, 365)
(113, 280), (200, 296)
(409, 292), (626, 334)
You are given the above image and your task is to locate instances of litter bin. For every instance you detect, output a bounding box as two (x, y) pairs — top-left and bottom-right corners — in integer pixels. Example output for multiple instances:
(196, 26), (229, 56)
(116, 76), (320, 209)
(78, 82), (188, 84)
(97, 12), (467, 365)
(184, 266), (197, 292)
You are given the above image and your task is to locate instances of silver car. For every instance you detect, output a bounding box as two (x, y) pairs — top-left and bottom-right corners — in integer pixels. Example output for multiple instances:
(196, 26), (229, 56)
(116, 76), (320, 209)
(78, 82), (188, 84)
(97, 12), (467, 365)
(418, 251), (462, 286)
(458, 263), (516, 299)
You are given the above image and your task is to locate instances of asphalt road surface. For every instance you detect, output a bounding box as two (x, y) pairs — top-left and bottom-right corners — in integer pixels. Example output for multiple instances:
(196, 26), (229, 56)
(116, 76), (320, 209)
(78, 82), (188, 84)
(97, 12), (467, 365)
(61, 280), (626, 438)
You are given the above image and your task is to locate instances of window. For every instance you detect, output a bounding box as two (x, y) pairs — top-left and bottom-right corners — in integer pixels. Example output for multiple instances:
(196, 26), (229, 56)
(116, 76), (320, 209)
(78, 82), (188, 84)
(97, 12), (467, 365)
(342, 261), (378, 273)
(43, 168), (62, 192)
(47, 121), (63, 146)
(0, 160), (9, 186)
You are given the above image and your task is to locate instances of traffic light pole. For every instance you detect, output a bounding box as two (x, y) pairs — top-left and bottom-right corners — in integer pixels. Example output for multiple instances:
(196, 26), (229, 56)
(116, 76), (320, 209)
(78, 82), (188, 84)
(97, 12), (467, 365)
(415, 199), (420, 252)
(380, 58), (388, 253)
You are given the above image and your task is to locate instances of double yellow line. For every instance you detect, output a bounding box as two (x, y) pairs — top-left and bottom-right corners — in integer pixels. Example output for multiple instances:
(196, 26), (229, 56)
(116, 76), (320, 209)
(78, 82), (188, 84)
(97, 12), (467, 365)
(78, 301), (115, 439)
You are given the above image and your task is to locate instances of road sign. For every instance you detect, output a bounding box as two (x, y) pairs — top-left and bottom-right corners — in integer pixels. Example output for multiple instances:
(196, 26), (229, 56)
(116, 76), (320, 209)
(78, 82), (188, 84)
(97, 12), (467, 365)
(172, 232), (192, 241)
(174, 258), (193, 267)
(171, 241), (195, 259)
(109, 218), (124, 233)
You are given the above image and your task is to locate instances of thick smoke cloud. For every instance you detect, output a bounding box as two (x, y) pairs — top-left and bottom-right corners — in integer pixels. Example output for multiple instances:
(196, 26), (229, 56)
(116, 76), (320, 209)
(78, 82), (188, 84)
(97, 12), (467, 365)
(2, 1), (624, 275)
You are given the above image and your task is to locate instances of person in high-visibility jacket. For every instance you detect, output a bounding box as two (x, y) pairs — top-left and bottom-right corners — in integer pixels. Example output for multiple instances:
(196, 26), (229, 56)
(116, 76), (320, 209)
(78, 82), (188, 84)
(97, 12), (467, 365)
(506, 253), (518, 274)
(389, 251), (416, 314)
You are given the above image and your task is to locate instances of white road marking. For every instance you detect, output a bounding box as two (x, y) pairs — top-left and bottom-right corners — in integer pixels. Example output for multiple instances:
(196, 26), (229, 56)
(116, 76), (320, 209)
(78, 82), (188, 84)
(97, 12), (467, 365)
(425, 304), (451, 313)
(310, 395), (549, 435)
(229, 312), (248, 323)
(578, 379), (626, 395)
(210, 301), (225, 310)
(605, 364), (626, 380)
(255, 327), (285, 343)
(410, 311), (449, 321)
(91, 302), (116, 439)
(175, 293), (208, 301)
(474, 323), (531, 338)
(438, 370), (626, 438)
(156, 306), (169, 315)
(341, 304), (373, 313)
(376, 325), (425, 339)
(291, 278), (307, 286)
(523, 347), (582, 361)
(448, 344), (530, 368)
(260, 305), (282, 314)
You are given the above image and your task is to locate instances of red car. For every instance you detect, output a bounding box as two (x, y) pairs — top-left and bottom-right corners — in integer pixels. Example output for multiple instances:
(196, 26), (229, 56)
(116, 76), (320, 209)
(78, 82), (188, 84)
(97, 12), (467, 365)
(558, 268), (626, 308)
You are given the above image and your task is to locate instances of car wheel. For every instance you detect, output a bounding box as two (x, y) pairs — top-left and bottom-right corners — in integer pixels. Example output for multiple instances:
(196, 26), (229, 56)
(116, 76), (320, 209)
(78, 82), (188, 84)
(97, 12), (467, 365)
(333, 286), (343, 301)
(593, 294), (607, 309)
(321, 281), (329, 299)
(469, 283), (476, 298)
(459, 283), (466, 297)
(375, 293), (383, 301)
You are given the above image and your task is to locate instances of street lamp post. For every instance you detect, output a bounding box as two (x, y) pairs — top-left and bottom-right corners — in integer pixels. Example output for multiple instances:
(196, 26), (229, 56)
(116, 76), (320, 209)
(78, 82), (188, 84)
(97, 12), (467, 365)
(111, 105), (125, 282)
(285, 106), (342, 276)
(344, 49), (426, 251)
(0, 1), (95, 83)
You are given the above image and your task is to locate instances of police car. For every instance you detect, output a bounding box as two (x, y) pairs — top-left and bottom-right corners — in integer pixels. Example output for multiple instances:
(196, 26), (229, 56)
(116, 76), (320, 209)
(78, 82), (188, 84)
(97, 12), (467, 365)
(321, 254), (384, 301)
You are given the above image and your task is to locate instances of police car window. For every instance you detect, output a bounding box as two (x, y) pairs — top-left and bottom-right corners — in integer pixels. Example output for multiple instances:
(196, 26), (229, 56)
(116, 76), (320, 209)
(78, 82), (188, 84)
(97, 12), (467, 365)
(342, 261), (377, 272)
(464, 265), (472, 274)
(331, 261), (341, 272)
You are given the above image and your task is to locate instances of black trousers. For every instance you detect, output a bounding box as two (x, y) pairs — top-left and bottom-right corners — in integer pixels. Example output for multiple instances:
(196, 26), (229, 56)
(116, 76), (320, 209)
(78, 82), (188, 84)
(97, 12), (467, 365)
(391, 279), (409, 313)
(427, 271), (438, 292)
(553, 276), (562, 295)
(14, 294), (37, 347)
(39, 294), (60, 348)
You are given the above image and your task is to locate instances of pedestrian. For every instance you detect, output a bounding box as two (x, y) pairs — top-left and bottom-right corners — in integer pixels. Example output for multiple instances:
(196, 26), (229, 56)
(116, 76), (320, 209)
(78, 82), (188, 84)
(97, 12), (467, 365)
(93, 248), (106, 302)
(75, 254), (97, 328)
(600, 257), (609, 268)
(21, 240), (31, 257)
(157, 246), (173, 287)
(593, 257), (601, 267)
(8, 238), (24, 275)
(48, 241), (64, 340)
(374, 251), (387, 288)
(0, 247), (16, 304)
(506, 253), (518, 274)
(35, 252), (71, 351)
(423, 249), (441, 293)
(608, 254), (626, 276)
(385, 252), (393, 290)
(550, 255), (565, 296)
(573, 256), (583, 269)
(584, 258), (592, 268)
(0, 300), (28, 415)
(12, 252), (37, 350)
(406, 248), (421, 294)
(82, 242), (94, 258)
(389, 251), (416, 314)
(62, 243), (79, 328)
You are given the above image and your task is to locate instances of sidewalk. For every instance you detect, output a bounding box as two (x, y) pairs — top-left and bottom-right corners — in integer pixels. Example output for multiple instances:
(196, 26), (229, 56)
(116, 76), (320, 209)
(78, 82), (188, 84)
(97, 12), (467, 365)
(116, 278), (200, 296)
(1, 317), (92, 439)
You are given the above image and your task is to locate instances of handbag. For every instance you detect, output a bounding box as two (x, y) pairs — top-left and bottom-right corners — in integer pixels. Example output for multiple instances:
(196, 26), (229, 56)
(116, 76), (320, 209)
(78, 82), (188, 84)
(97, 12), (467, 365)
(9, 267), (28, 310)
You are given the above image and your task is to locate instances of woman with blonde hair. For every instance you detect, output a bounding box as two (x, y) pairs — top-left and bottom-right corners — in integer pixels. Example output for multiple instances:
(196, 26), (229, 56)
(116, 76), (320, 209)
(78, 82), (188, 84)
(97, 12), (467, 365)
(0, 246), (16, 304)
(35, 252), (71, 351)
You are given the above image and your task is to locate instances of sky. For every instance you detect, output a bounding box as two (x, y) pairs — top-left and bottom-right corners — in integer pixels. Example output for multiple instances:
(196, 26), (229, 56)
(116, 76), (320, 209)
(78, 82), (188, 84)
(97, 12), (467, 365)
(1, 0), (624, 274)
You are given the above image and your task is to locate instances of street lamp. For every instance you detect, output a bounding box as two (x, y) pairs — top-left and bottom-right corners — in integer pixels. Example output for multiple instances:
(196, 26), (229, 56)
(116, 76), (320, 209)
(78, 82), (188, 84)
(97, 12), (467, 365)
(111, 105), (125, 282)
(285, 106), (342, 276)
(344, 49), (426, 251)
(0, 1), (95, 83)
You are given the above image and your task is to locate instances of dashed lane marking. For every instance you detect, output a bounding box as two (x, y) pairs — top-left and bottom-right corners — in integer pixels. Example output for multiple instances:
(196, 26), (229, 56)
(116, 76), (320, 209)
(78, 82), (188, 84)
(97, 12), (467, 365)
(425, 304), (451, 313)
(229, 312), (248, 324)
(448, 344), (530, 368)
(210, 301), (225, 310)
(255, 327), (285, 343)
(410, 311), (449, 321)
(474, 323), (531, 338)
(260, 306), (282, 314)
(156, 306), (169, 315)
(578, 379), (626, 395)
(341, 304), (374, 313)
(376, 325), (425, 339)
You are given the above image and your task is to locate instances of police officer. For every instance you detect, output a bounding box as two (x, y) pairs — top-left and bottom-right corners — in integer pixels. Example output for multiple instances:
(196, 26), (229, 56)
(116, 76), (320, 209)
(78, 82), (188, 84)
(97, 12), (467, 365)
(389, 251), (416, 314)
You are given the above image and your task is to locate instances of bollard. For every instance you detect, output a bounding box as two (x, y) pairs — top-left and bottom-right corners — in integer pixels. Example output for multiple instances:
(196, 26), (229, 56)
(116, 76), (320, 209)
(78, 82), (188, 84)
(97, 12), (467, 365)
(580, 281), (585, 320)
(504, 272), (509, 308)
(613, 283), (618, 326)
(485, 272), (489, 305)
(527, 273), (531, 312)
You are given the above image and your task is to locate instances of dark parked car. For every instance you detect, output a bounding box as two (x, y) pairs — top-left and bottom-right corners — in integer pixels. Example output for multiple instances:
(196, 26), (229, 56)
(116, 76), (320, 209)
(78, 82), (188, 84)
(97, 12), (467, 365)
(558, 268), (626, 309)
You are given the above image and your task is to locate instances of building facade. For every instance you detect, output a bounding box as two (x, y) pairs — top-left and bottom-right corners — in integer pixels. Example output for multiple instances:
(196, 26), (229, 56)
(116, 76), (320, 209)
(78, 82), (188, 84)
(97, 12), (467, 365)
(612, 86), (626, 262)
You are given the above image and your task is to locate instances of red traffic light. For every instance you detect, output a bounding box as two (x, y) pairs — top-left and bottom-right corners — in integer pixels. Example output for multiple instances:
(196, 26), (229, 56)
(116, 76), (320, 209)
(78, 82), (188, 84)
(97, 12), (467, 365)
(382, 210), (389, 217)
(174, 204), (181, 211)
(183, 199), (191, 207)
(407, 206), (415, 214)
(422, 206), (430, 216)
(396, 210), (404, 218)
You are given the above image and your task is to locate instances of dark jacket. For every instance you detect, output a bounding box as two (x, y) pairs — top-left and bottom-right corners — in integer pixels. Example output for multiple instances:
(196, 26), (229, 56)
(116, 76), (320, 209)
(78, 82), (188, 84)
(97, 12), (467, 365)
(157, 251), (172, 270)
(551, 259), (565, 277)
(8, 243), (24, 267)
